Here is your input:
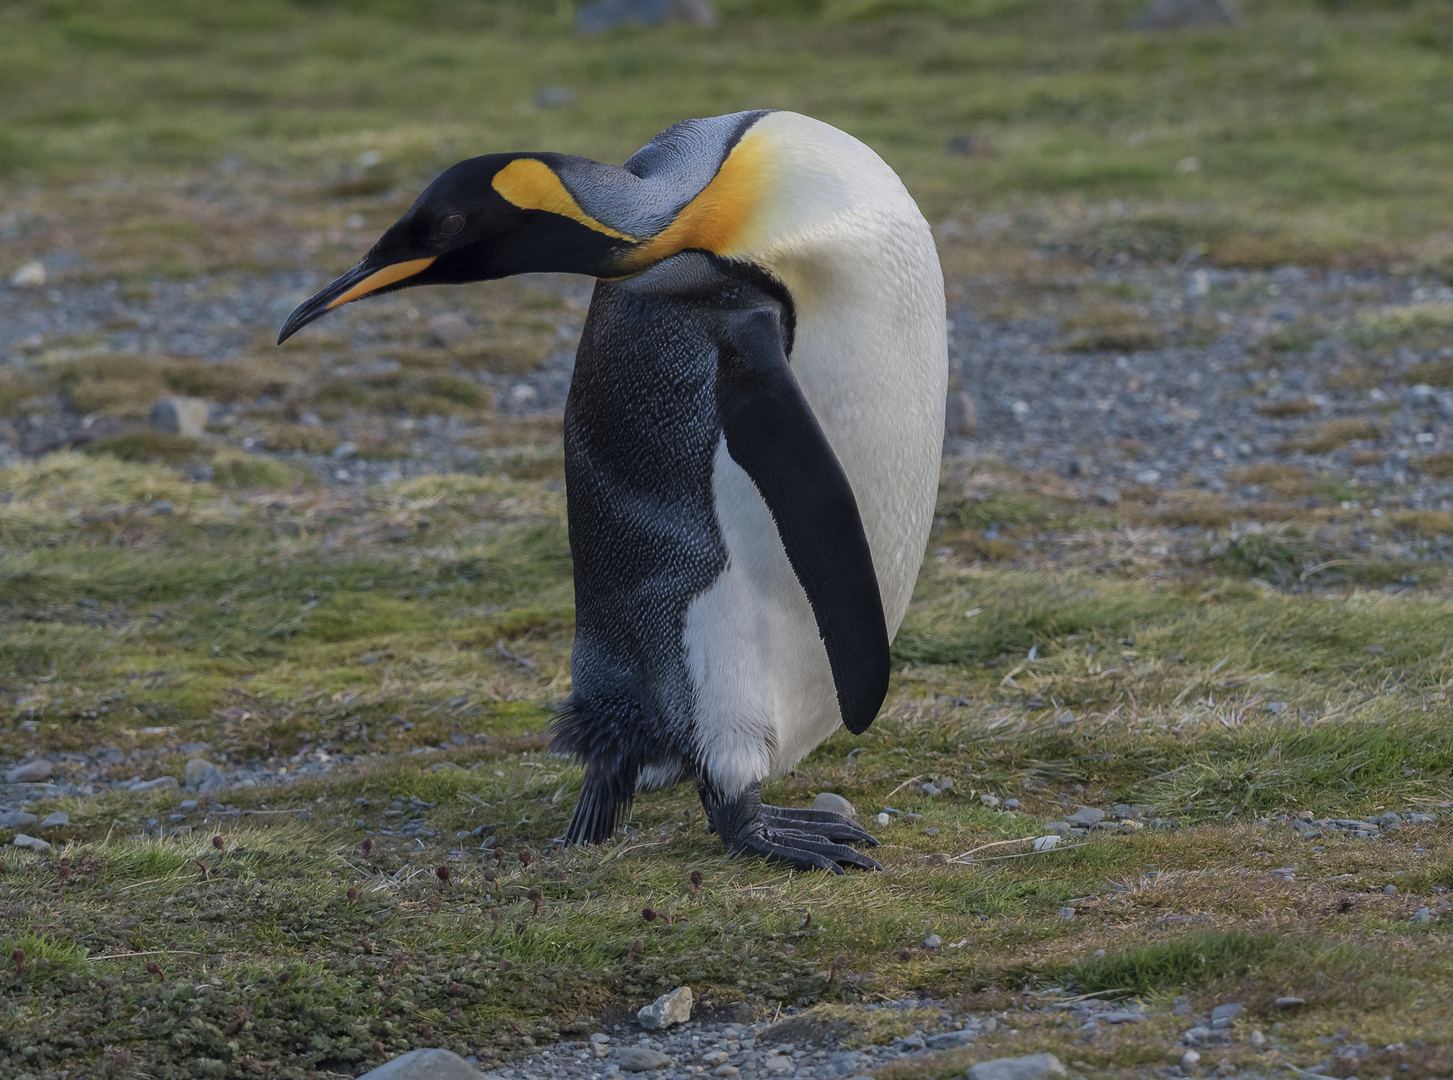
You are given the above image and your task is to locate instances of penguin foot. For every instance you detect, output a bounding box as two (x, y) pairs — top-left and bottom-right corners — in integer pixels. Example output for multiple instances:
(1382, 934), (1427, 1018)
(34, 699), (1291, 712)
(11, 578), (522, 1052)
(702, 781), (881, 874)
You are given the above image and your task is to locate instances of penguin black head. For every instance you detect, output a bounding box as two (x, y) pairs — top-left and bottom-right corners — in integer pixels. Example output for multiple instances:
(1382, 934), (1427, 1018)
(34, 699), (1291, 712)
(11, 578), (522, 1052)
(277, 111), (792, 343)
(277, 152), (643, 343)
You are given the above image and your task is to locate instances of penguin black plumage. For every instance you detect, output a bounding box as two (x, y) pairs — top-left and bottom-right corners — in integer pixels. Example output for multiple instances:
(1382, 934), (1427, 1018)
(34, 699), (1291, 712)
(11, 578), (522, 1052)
(280, 111), (948, 872)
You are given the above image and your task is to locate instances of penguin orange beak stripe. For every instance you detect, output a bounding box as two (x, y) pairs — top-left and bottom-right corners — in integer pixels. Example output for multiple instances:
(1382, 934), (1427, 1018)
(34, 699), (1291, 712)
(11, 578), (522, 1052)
(326, 256), (437, 309)
(277, 256), (437, 344)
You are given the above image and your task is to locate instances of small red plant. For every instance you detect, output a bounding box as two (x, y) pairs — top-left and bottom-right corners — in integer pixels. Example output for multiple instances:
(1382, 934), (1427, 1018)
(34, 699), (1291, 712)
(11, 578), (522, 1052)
(642, 906), (672, 926)
(212, 835), (224, 851)
(689, 869), (704, 899)
(362, 838), (373, 858)
(527, 887), (542, 916)
(346, 887), (358, 904)
(436, 865), (451, 885)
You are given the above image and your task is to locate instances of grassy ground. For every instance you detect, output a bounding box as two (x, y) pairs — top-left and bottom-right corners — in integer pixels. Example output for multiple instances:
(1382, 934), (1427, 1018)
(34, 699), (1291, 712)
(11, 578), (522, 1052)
(3, 0), (1453, 279)
(2, 453), (1451, 1079)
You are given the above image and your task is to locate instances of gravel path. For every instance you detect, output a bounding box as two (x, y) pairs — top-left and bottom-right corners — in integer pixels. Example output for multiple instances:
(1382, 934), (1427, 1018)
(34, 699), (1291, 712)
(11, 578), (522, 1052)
(952, 264), (1453, 509)
(5, 261), (1450, 512)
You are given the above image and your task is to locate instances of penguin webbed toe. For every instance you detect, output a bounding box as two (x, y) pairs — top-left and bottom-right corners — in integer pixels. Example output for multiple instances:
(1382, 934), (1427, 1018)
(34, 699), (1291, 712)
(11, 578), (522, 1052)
(760, 805), (879, 847)
(703, 781), (881, 874)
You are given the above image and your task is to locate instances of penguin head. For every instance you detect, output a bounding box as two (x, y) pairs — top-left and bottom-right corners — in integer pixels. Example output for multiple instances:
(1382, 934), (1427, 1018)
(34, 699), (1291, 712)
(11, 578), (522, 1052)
(278, 152), (640, 343)
(278, 110), (911, 343)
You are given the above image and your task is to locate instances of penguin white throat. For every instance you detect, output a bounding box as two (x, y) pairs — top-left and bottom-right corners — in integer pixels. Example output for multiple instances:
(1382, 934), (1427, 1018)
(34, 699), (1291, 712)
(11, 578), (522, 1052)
(277, 111), (948, 872)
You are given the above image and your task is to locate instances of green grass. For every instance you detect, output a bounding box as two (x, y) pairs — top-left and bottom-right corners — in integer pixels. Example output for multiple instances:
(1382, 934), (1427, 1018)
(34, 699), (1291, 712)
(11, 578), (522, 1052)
(2, 455), (1452, 1078)
(3, 0), (1453, 274)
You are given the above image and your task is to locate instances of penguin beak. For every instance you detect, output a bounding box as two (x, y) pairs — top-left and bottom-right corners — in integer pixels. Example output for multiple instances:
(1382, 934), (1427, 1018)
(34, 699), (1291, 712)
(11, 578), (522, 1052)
(277, 256), (436, 344)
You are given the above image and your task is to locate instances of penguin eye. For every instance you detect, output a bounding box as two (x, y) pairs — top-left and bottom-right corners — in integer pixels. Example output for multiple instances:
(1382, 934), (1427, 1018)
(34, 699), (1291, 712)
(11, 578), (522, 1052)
(438, 213), (466, 237)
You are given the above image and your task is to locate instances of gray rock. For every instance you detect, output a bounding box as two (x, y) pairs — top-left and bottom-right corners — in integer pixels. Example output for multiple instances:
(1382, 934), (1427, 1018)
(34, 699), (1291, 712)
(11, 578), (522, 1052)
(13, 833), (51, 851)
(10, 260), (46, 288)
(925, 1028), (978, 1049)
(1133, 0), (1238, 30)
(5, 759), (53, 784)
(178, 799), (198, 811)
(132, 776), (179, 792)
(535, 87), (576, 109)
(1043, 821), (1073, 836)
(1058, 906), (1077, 920)
(577, 0), (718, 33)
(0, 811), (39, 829)
(1066, 806), (1105, 826)
(899, 1033), (926, 1051)
(40, 811), (69, 828)
(1180, 1049), (1201, 1071)
(980, 793), (1001, 808)
(637, 985), (692, 1030)
(1102, 1011), (1144, 1024)
(923, 933), (942, 948)
(185, 758), (227, 795)
(149, 396), (209, 438)
(1210, 1003), (1243, 1026)
(967, 1053), (1068, 1080)
(1409, 813), (1436, 824)
(1273, 996), (1305, 1008)
(427, 312), (473, 347)
(811, 792), (856, 818)
(935, 777), (955, 793)
(1182, 1026), (1213, 1044)
(355, 1047), (483, 1079)
(616, 1045), (672, 1071)
(1004, 798), (1020, 810)
(921, 781), (942, 797)
(947, 390), (977, 435)
(1412, 906), (1433, 924)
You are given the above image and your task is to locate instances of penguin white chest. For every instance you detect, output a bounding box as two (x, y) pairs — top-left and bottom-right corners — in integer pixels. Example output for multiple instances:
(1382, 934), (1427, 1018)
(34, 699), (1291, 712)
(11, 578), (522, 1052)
(683, 438), (838, 795)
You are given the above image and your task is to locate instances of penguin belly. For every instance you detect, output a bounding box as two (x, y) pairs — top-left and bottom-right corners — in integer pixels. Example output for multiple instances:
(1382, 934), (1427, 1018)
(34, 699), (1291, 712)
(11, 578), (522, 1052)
(682, 438), (839, 798)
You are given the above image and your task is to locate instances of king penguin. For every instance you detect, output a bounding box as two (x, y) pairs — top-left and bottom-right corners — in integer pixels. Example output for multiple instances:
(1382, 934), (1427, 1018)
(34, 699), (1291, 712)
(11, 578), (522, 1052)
(279, 111), (948, 872)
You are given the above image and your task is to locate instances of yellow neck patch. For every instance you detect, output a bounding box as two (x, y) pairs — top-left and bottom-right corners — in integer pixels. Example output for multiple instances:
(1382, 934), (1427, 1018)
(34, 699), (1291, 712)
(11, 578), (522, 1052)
(492, 158), (638, 242)
(624, 131), (770, 270)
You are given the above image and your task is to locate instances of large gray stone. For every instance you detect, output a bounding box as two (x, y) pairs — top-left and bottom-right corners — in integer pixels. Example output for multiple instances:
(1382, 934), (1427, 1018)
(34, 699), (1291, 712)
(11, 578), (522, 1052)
(616, 1046), (672, 1071)
(0, 811), (39, 829)
(13, 834), (51, 852)
(40, 811), (70, 828)
(185, 758), (228, 795)
(1134, 0), (1238, 30)
(149, 396), (210, 438)
(811, 792), (856, 818)
(356, 1048), (482, 1079)
(5, 759), (53, 783)
(1066, 806), (1105, 826)
(637, 985), (692, 1030)
(577, 0), (717, 33)
(967, 1053), (1068, 1080)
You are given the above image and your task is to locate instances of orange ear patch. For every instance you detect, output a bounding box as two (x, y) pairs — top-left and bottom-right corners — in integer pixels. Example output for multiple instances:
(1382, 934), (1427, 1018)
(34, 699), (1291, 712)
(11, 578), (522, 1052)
(625, 131), (771, 268)
(492, 159), (638, 241)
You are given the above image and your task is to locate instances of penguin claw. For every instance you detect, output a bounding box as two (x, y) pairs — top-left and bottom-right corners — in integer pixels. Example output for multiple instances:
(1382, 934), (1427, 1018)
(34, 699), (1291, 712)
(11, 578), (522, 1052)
(760, 805), (879, 847)
(731, 828), (882, 874)
(703, 781), (883, 873)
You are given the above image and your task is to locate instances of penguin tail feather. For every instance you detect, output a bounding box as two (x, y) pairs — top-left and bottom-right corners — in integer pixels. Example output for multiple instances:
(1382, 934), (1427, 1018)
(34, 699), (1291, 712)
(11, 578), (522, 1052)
(565, 773), (632, 846)
(551, 695), (635, 846)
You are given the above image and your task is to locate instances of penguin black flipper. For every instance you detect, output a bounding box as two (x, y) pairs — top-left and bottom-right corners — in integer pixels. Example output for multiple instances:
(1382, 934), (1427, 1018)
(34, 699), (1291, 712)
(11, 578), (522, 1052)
(716, 306), (891, 736)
